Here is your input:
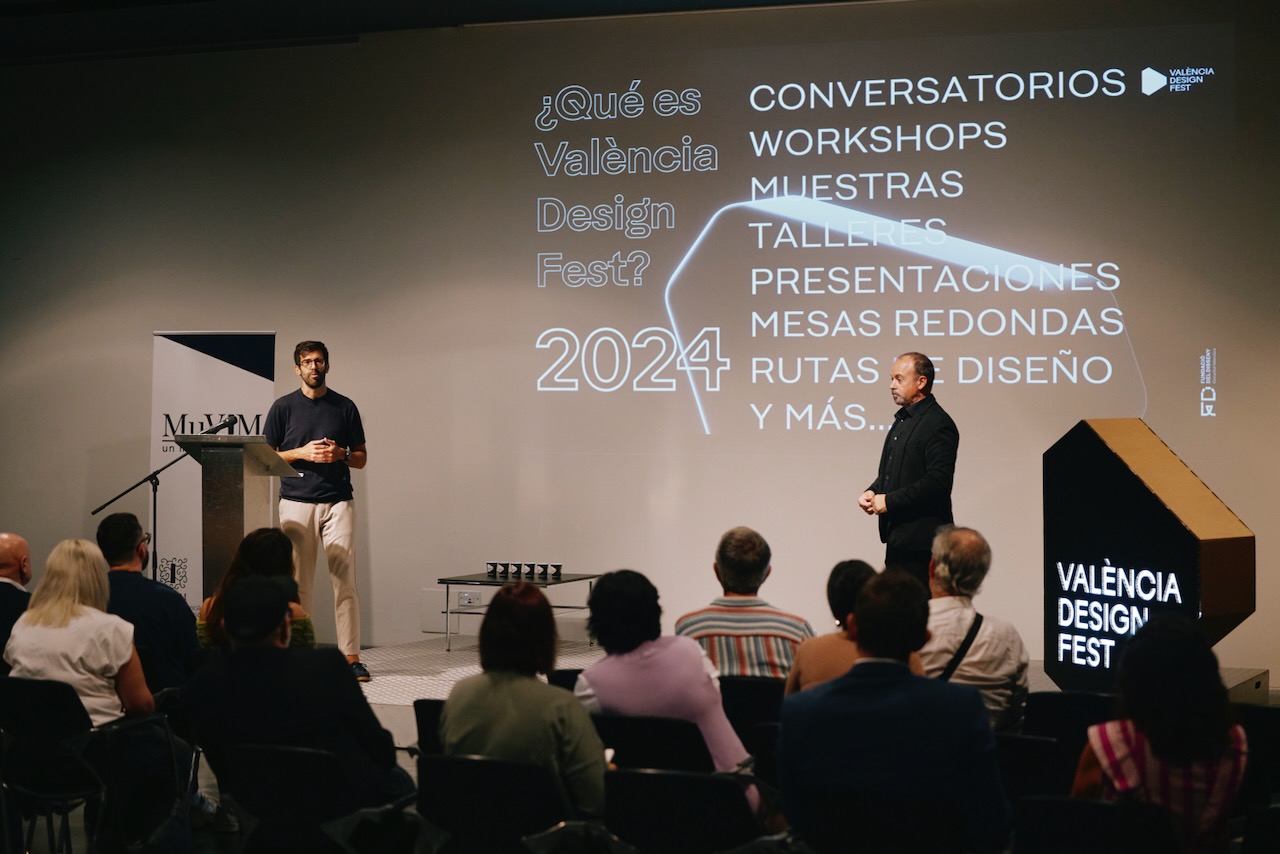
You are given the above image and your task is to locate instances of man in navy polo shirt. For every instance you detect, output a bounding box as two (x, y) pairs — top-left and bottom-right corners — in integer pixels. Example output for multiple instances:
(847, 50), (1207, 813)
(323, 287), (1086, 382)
(265, 340), (370, 681)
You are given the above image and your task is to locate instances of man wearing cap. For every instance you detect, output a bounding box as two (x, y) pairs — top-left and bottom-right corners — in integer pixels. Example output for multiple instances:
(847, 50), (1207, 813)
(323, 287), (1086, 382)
(183, 576), (411, 813)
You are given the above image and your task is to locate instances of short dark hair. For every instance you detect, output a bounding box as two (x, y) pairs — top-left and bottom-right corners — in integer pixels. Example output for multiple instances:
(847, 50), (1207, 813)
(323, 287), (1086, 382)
(479, 582), (557, 676)
(715, 527), (771, 594)
(586, 570), (662, 655)
(223, 575), (293, 647)
(1118, 613), (1231, 763)
(826, 559), (876, 628)
(854, 570), (929, 660)
(96, 512), (143, 566)
(930, 526), (992, 597)
(898, 351), (935, 394)
(293, 340), (329, 365)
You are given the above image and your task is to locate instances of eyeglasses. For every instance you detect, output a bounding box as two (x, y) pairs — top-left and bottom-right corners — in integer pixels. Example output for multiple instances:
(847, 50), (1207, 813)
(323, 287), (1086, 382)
(140, 533), (151, 546)
(299, 358), (326, 368)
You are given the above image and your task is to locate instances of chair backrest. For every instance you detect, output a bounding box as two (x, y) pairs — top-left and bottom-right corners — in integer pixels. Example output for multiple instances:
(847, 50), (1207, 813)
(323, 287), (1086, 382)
(0, 678), (105, 851)
(90, 713), (192, 853)
(718, 675), (785, 739)
(604, 768), (759, 854)
(228, 743), (351, 853)
(1023, 690), (1116, 765)
(1013, 795), (1178, 854)
(799, 790), (968, 854)
(995, 732), (1074, 801)
(1241, 803), (1280, 854)
(413, 697), (446, 756)
(547, 668), (582, 692)
(0, 677), (94, 741)
(1233, 702), (1280, 814)
(418, 753), (571, 854)
(590, 714), (714, 773)
(230, 743), (350, 818)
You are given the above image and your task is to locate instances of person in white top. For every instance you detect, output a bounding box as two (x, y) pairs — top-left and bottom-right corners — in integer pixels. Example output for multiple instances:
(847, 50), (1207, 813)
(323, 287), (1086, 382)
(4, 538), (153, 726)
(917, 525), (1029, 732)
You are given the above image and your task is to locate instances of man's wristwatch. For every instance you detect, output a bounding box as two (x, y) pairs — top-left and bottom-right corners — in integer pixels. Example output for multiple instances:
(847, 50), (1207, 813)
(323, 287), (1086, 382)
(344, 445), (351, 461)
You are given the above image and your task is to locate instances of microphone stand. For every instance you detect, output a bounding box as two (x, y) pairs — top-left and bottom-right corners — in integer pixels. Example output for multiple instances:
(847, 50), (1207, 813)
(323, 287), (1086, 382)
(92, 417), (238, 582)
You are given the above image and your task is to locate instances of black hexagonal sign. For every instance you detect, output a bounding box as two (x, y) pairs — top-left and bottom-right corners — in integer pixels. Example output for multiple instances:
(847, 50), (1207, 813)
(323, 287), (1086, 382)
(1043, 419), (1254, 691)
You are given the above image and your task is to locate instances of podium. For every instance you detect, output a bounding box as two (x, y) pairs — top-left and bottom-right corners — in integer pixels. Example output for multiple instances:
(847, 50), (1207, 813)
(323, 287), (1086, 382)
(176, 434), (299, 597)
(1043, 418), (1255, 691)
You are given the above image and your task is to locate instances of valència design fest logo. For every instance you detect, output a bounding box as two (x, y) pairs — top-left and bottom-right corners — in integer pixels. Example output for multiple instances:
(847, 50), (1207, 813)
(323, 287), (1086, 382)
(1141, 65), (1215, 96)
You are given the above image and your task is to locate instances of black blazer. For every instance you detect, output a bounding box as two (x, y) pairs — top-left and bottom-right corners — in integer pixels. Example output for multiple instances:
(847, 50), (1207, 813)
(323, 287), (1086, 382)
(867, 394), (959, 553)
(0, 582), (31, 676)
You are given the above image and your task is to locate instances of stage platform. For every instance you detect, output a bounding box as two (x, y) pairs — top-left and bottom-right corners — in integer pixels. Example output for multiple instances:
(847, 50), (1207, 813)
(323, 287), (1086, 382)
(359, 635), (1271, 751)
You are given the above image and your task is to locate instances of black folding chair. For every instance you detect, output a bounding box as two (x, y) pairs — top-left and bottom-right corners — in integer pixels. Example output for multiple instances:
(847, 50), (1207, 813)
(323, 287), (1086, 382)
(1013, 795), (1178, 853)
(226, 744), (352, 853)
(0, 677), (105, 854)
(547, 668), (582, 692)
(797, 789), (968, 854)
(718, 676), (785, 742)
(591, 714), (713, 773)
(1022, 690), (1117, 770)
(88, 711), (193, 853)
(418, 753), (572, 854)
(413, 697), (446, 756)
(604, 768), (759, 854)
(996, 732), (1075, 801)
(1234, 701), (1280, 816)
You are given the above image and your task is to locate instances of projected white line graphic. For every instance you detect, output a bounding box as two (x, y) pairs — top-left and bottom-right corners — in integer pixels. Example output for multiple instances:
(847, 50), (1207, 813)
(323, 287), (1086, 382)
(663, 196), (1145, 435)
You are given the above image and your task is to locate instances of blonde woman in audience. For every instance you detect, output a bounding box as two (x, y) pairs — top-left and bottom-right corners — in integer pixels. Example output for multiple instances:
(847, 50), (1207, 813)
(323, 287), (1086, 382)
(4, 538), (153, 724)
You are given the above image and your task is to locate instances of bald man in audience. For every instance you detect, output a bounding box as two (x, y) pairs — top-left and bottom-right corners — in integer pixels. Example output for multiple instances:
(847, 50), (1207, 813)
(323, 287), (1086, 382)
(0, 533), (32, 676)
(918, 525), (1029, 732)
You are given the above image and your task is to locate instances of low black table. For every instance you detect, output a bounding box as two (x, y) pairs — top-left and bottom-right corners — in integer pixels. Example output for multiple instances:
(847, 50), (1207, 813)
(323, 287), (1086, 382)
(436, 572), (600, 651)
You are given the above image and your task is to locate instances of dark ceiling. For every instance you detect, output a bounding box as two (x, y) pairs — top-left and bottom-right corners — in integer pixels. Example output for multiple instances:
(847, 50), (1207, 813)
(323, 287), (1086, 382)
(0, 0), (865, 65)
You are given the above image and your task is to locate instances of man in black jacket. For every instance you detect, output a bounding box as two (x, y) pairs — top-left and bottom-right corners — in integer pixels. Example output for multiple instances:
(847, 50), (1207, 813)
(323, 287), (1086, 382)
(0, 532), (31, 676)
(858, 352), (959, 586)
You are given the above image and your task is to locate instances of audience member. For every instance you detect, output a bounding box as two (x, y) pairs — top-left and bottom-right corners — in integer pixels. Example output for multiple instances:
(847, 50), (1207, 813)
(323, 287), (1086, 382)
(197, 527), (315, 648)
(0, 532), (32, 677)
(5, 539), (195, 848)
(918, 526), (1029, 732)
(184, 575), (411, 815)
(784, 560), (875, 695)
(778, 570), (1010, 852)
(5, 538), (154, 724)
(440, 581), (607, 818)
(675, 527), (814, 678)
(97, 512), (200, 693)
(577, 570), (754, 776)
(1071, 614), (1247, 852)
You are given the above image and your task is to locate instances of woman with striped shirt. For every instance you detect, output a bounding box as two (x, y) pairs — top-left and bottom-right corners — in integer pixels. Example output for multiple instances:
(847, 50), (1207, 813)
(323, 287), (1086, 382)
(1071, 614), (1247, 853)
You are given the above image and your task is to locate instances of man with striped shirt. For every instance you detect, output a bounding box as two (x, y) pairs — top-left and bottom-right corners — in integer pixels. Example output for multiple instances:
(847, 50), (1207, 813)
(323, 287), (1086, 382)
(675, 527), (814, 679)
